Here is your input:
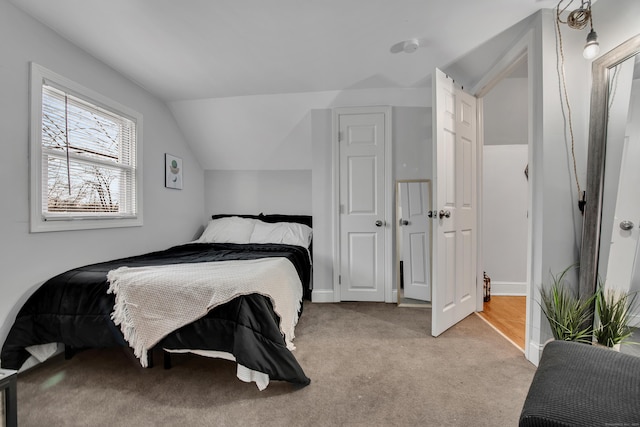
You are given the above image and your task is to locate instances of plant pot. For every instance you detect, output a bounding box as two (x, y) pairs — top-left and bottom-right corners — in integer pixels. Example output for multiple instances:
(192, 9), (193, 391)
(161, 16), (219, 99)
(593, 341), (621, 352)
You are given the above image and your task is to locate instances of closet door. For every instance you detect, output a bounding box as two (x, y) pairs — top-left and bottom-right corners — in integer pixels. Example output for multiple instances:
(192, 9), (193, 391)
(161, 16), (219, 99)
(334, 106), (392, 302)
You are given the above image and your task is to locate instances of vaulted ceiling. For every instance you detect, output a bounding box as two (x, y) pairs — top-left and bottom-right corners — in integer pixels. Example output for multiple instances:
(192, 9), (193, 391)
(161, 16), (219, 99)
(10, 0), (557, 102)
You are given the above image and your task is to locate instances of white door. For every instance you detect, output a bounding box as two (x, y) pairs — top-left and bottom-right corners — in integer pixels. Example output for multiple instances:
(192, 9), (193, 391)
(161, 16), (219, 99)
(337, 108), (391, 302)
(431, 68), (478, 337)
(399, 181), (431, 301)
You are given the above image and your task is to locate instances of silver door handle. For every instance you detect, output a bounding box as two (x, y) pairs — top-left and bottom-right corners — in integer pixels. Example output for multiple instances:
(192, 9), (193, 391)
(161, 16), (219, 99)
(375, 220), (384, 227)
(620, 220), (635, 231)
(399, 219), (409, 226)
(439, 210), (451, 219)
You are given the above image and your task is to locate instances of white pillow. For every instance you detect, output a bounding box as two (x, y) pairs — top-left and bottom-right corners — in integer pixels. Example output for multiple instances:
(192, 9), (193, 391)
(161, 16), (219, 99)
(196, 216), (257, 244)
(249, 221), (312, 248)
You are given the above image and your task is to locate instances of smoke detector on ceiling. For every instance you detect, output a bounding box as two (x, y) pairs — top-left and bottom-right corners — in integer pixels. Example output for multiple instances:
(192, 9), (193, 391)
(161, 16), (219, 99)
(403, 39), (420, 53)
(390, 38), (426, 54)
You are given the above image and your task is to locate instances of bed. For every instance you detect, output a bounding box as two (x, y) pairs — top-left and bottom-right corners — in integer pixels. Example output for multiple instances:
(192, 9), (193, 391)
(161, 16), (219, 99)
(0, 214), (312, 389)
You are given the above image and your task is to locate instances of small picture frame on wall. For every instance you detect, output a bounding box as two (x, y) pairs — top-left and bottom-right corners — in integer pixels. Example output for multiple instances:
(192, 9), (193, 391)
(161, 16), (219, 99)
(165, 154), (183, 189)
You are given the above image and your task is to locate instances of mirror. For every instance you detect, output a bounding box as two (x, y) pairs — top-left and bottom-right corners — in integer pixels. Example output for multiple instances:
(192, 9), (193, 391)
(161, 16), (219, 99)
(395, 179), (432, 307)
(597, 53), (640, 295)
(579, 34), (640, 302)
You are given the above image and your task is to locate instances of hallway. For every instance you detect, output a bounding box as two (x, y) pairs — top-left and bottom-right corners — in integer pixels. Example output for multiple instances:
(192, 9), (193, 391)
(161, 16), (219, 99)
(477, 296), (526, 351)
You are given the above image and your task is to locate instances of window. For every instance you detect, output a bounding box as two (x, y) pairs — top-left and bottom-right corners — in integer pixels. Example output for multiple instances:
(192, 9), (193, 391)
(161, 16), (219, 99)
(30, 63), (143, 232)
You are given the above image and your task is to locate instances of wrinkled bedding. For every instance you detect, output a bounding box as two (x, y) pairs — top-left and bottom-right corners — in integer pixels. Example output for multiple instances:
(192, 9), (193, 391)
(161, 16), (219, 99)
(1, 242), (311, 386)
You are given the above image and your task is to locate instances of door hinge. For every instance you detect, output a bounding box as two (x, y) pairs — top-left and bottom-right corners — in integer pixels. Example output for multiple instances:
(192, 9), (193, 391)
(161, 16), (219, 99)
(339, 204), (344, 214)
(338, 275), (341, 285)
(338, 131), (343, 142)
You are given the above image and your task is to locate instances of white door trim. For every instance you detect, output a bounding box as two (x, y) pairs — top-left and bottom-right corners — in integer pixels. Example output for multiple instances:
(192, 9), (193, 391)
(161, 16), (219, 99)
(332, 106), (393, 303)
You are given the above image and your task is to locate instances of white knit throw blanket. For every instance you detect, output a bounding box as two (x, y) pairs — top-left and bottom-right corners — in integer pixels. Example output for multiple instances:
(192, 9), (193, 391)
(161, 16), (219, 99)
(106, 257), (302, 367)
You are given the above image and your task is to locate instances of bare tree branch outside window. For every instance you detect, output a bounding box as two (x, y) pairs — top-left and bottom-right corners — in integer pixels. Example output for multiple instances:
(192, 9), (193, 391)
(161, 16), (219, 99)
(41, 86), (134, 215)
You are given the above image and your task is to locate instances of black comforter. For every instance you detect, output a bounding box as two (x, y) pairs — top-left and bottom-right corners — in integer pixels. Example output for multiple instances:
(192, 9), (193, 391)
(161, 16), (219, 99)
(1, 242), (311, 386)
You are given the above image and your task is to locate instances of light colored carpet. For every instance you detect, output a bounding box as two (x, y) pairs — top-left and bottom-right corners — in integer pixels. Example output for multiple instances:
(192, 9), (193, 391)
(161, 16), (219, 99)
(15, 302), (535, 426)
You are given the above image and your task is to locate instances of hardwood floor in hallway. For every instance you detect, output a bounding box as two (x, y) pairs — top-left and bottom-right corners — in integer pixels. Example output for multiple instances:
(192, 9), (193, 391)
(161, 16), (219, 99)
(477, 296), (526, 351)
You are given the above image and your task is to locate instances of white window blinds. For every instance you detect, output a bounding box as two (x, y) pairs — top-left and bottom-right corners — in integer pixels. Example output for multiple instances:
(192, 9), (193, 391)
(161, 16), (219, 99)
(40, 83), (137, 220)
(30, 63), (143, 232)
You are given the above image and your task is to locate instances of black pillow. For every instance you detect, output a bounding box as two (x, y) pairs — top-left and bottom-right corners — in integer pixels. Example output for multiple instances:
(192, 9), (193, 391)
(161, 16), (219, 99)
(211, 213), (312, 228)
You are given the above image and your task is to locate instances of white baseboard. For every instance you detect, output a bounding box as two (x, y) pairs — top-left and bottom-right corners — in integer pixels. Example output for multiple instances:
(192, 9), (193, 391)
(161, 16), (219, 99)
(311, 289), (335, 303)
(489, 281), (527, 296)
(311, 289), (400, 303)
(527, 340), (545, 367)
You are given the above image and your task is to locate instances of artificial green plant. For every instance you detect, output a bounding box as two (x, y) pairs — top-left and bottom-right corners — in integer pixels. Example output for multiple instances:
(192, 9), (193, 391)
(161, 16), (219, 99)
(539, 264), (595, 343)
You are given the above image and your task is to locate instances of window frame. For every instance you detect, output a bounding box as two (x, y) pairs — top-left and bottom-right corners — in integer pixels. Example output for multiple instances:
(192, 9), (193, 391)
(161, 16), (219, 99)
(29, 63), (144, 232)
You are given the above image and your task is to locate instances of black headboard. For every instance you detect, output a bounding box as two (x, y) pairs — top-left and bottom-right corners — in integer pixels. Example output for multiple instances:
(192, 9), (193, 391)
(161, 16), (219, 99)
(211, 213), (312, 228)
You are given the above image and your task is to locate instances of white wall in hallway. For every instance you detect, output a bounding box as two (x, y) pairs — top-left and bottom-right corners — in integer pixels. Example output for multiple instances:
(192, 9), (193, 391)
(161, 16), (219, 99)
(482, 145), (529, 295)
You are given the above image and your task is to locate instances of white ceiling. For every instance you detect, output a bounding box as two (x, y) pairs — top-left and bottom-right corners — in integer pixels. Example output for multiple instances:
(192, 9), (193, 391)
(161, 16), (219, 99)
(10, 0), (558, 102)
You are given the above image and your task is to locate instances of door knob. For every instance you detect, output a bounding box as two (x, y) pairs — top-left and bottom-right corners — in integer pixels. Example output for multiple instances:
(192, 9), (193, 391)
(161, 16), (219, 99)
(399, 219), (409, 226)
(620, 220), (635, 231)
(439, 210), (451, 219)
(375, 220), (384, 227)
(427, 211), (434, 218)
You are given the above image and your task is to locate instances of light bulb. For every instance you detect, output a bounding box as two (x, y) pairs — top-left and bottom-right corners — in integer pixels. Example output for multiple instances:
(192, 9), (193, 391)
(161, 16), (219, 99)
(583, 29), (599, 59)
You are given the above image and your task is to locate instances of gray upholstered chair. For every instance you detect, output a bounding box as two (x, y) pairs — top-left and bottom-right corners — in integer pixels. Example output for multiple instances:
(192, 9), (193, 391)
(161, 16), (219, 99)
(519, 340), (640, 426)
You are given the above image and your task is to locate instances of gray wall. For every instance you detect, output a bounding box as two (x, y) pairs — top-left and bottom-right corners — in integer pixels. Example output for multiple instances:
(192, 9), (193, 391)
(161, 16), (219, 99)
(202, 106), (431, 300)
(204, 170), (312, 217)
(0, 1), (205, 345)
(483, 78), (528, 146)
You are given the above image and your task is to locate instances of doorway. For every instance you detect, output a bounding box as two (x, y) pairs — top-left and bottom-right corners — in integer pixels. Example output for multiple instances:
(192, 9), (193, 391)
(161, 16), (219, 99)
(476, 57), (529, 351)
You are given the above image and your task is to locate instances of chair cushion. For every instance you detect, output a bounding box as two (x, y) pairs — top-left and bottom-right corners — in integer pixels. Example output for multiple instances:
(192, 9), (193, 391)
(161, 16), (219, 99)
(519, 340), (640, 426)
